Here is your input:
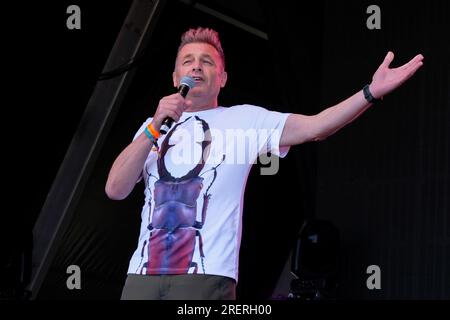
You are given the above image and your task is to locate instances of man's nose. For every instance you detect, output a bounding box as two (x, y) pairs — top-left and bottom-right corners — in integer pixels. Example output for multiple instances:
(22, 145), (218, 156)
(192, 62), (202, 72)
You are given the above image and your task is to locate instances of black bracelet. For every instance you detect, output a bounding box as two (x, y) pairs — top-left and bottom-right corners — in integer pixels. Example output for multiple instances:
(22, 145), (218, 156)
(363, 84), (381, 104)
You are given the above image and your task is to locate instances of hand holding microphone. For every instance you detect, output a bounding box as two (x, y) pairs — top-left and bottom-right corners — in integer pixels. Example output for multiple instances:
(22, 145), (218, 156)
(159, 76), (196, 135)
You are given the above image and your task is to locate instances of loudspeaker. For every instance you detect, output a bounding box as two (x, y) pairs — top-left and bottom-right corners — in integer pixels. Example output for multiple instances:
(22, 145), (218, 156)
(289, 219), (340, 300)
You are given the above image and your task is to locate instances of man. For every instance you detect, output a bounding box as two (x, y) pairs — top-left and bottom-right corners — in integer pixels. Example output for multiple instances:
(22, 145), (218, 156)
(105, 27), (423, 300)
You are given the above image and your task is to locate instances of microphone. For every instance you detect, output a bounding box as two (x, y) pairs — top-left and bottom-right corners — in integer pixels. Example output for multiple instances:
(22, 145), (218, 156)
(159, 76), (196, 135)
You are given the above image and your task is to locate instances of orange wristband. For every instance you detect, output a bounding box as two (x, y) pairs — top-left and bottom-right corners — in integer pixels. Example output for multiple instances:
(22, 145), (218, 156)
(147, 122), (160, 139)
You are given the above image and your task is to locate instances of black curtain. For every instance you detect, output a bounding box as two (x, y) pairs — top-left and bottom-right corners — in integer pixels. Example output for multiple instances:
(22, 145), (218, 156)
(265, 0), (450, 299)
(9, 0), (449, 300)
(35, 0), (304, 300)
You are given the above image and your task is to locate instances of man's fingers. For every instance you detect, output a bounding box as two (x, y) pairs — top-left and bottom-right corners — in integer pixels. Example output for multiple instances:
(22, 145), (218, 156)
(167, 104), (183, 117)
(412, 54), (424, 68)
(163, 95), (185, 103)
(408, 61), (424, 77)
(399, 54), (424, 71)
(381, 51), (395, 68)
(167, 110), (181, 122)
(399, 60), (424, 84)
(184, 99), (193, 109)
(413, 54), (424, 62)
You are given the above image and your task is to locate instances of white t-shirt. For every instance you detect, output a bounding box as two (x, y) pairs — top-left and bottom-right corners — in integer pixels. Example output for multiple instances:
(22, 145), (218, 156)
(127, 104), (290, 282)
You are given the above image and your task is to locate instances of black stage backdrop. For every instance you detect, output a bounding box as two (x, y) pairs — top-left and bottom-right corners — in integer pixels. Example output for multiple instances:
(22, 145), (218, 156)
(3, 0), (449, 300)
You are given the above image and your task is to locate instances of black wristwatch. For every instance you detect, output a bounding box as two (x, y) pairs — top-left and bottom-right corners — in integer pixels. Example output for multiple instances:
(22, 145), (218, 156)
(363, 84), (381, 104)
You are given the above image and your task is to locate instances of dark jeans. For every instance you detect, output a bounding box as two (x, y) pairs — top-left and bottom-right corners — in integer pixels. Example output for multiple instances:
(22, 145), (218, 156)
(120, 274), (236, 300)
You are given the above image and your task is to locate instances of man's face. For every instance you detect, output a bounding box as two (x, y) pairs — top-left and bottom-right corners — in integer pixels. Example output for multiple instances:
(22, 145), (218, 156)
(173, 42), (227, 101)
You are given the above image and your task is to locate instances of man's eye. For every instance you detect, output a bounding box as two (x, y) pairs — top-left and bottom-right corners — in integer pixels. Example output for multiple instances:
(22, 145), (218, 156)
(203, 60), (213, 65)
(183, 60), (191, 65)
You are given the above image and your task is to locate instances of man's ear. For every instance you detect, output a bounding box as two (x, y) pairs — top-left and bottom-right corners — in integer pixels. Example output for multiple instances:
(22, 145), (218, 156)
(172, 71), (178, 88)
(220, 71), (228, 88)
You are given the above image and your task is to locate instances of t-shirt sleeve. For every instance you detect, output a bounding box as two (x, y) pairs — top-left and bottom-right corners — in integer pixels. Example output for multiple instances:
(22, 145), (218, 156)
(239, 105), (291, 158)
(133, 117), (153, 141)
(133, 117), (153, 183)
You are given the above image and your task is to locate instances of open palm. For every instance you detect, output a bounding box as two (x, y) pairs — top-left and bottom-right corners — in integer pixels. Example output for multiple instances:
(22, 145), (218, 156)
(370, 51), (424, 99)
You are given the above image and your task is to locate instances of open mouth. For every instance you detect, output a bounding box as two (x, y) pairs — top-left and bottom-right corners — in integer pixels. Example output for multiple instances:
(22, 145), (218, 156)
(191, 76), (204, 83)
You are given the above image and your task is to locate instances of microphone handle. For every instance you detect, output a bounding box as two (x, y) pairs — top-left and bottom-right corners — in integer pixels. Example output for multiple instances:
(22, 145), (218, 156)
(159, 84), (190, 135)
(159, 118), (173, 135)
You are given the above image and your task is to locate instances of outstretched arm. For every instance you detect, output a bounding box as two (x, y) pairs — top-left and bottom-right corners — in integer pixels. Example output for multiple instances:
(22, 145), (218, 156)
(280, 52), (424, 146)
